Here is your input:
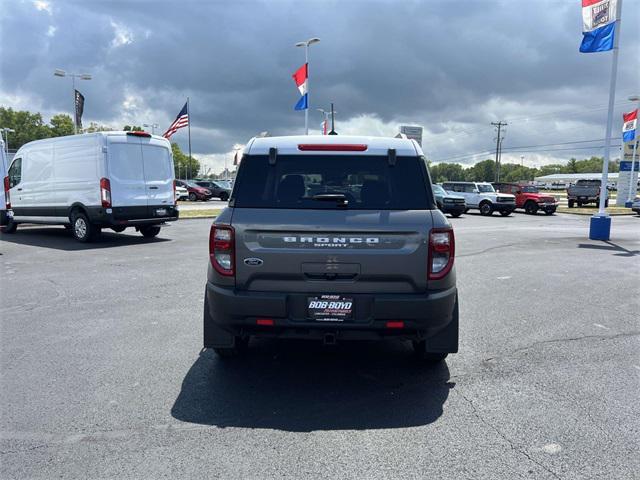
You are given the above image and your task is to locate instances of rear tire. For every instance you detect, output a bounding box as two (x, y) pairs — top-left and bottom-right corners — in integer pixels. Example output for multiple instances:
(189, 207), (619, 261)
(140, 225), (161, 238)
(71, 212), (98, 243)
(111, 226), (126, 233)
(220, 192), (229, 201)
(479, 202), (493, 216)
(568, 200), (575, 208)
(450, 212), (462, 218)
(1, 219), (17, 234)
(524, 201), (538, 215)
(189, 192), (197, 202)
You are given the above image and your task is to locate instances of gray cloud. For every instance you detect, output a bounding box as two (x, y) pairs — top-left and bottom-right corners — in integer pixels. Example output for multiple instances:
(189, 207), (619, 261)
(1, 0), (638, 169)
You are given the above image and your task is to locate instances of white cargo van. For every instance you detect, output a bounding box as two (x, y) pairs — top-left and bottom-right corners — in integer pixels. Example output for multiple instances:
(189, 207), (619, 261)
(2, 131), (178, 242)
(0, 138), (11, 228)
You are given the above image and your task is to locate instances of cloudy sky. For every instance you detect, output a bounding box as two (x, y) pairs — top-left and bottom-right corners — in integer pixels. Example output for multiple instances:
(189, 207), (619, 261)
(1, 0), (638, 173)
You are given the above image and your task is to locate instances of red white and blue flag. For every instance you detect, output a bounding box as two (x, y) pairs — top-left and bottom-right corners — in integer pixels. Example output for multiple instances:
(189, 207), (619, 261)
(622, 110), (637, 143)
(292, 63), (308, 111)
(580, 0), (617, 53)
(163, 102), (189, 138)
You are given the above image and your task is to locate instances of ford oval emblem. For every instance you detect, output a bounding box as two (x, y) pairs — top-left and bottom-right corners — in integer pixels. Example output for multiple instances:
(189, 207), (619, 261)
(244, 257), (263, 267)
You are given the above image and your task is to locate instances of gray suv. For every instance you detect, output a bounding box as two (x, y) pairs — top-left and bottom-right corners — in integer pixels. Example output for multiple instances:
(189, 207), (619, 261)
(204, 136), (458, 363)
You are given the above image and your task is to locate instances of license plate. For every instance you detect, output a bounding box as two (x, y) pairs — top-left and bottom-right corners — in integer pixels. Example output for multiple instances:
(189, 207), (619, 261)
(156, 208), (167, 216)
(308, 295), (353, 322)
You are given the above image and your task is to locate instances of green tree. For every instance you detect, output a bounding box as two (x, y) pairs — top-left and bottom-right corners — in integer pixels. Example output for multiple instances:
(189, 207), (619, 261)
(83, 122), (112, 133)
(0, 107), (51, 150)
(49, 114), (75, 137)
(171, 143), (200, 179)
(465, 159), (496, 182)
(123, 125), (143, 131)
(429, 162), (466, 183)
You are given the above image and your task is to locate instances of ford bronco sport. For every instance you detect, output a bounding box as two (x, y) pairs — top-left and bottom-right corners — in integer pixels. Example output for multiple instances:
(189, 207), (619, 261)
(204, 136), (458, 362)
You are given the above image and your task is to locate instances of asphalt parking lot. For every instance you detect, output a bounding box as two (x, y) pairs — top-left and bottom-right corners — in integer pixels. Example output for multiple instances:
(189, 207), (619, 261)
(1, 213), (639, 479)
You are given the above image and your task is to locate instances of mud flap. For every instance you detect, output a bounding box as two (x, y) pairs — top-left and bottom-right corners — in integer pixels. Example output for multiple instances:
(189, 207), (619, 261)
(426, 295), (459, 353)
(203, 297), (235, 348)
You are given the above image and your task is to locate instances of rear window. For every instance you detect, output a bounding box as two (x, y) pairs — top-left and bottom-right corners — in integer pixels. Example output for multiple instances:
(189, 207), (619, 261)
(232, 154), (432, 210)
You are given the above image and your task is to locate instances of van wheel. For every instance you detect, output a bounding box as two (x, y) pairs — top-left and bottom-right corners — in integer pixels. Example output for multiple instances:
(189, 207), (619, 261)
(140, 225), (161, 238)
(71, 212), (98, 242)
(220, 192), (229, 201)
(479, 202), (493, 216)
(568, 200), (575, 208)
(1, 219), (17, 234)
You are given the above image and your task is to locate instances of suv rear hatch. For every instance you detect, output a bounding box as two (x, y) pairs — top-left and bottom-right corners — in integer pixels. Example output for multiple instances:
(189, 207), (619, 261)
(230, 153), (435, 294)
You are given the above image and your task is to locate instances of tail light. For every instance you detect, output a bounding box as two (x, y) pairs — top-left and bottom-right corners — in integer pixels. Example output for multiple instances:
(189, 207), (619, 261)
(173, 179), (177, 204)
(209, 225), (235, 276)
(428, 228), (455, 280)
(3, 176), (10, 209)
(100, 178), (111, 208)
(298, 144), (368, 152)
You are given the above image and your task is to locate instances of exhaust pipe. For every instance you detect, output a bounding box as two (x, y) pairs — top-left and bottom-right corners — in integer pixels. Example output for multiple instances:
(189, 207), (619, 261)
(323, 333), (337, 346)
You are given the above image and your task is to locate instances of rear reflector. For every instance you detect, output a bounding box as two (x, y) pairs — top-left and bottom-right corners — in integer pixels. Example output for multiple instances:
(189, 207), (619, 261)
(256, 318), (274, 326)
(297, 144), (368, 152)
(386, 321), (404, 329)
(126, 131), (151, 137)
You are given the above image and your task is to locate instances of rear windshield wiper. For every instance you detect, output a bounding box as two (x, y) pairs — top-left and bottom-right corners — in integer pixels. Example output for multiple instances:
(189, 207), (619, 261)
(309, 193), (349, 207)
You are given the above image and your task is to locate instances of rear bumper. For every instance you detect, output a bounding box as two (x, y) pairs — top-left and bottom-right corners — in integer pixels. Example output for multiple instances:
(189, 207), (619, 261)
(86, 205), (179, 226)
(0, 209), (10, 226)
(205, 282), (458, 343)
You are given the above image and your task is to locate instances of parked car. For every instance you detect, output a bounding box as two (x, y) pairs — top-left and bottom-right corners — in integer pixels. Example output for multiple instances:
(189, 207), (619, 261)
(175, 185), (189, 201)
(0, 138), (12, 229)
(631, 197), (640, 215)
(566, 179), (607, 208)
(493, 182), (558, 215)
(205, 135), (458, 363)
(2, 131), (178, 241)
(441, 181), (515, 216)
(194, 180), (231, 201)
(176, 179), (212, 201)
(432, 184), (466, 217)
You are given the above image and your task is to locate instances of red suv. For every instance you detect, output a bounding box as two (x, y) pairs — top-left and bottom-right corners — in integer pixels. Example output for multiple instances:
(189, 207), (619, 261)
(176, 180), (213, 201)
(493, 183), (558, 215)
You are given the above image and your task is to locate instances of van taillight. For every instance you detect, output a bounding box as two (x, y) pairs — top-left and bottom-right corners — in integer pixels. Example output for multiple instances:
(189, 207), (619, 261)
(428, 228), (454, 280)
(3, 176), (10, 209)
(173, 179), (177, 204)
(209, 225), (235, 276)
(100, 178), (111, 208)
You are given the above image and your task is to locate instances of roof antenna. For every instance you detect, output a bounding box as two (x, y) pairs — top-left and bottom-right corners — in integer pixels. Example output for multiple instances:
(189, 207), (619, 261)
(328, 102), (338, 135)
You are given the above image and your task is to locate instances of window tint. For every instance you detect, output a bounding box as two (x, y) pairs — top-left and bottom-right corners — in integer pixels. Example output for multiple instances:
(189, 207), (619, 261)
(233, 154), (432, 210)
(8, 158), (21, 188)
(109, 143), (144, 181)
(142, 145), (172, 182)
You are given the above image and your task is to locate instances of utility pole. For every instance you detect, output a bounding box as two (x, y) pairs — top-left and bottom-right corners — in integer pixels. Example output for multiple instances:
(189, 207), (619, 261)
(491, 121), (507, 182)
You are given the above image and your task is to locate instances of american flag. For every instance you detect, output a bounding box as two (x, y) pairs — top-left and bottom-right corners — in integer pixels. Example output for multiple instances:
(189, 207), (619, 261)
(162, 102), (189, 138)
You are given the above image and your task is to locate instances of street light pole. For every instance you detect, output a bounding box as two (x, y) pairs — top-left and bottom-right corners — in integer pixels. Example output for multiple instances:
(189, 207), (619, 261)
(143, 123), (159, 135)
(295, 38), (320, 135)
(54, 69), (92, 134)
(1, 128), (15, 155)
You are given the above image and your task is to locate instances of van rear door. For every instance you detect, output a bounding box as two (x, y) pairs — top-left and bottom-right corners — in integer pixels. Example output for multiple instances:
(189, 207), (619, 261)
(140, 139), (174, 207)
(107, 135), (147, 209)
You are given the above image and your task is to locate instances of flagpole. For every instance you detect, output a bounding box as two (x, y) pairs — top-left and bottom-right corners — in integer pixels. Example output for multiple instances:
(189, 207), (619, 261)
(590, 0), (623, 240)
(187, 97), (192, 180)
(305, 46), (309, 135)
